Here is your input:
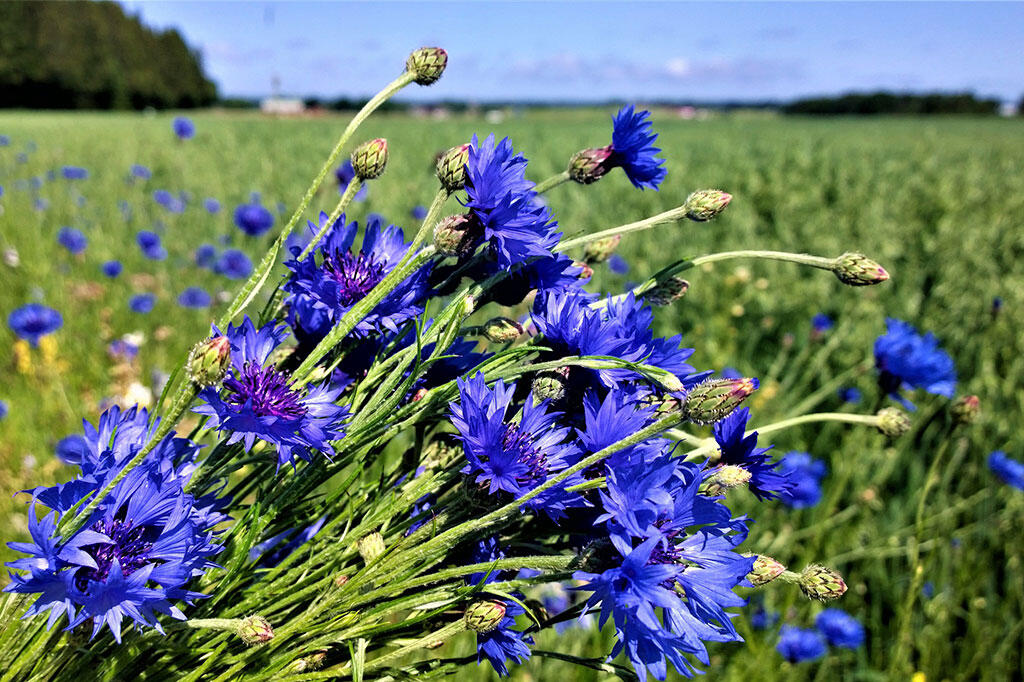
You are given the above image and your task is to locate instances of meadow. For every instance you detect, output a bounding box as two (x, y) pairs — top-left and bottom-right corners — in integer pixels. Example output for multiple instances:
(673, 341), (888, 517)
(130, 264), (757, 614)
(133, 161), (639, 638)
(0, 109), (1022, 680)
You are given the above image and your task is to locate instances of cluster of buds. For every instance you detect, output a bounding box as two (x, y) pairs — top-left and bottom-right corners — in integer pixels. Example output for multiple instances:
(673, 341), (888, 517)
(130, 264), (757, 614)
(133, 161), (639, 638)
(436, 144), (469, 192)
(351, 138), (389, 180)
(481, 317), (524, 343)
(679, 377), (758, 424)
(877, 407), (911, 438)
(646, 277), (690, 306)
(433, 214), (478, 258)
(187, 335), (231, 387)
(832, 252), (890, 286)
(464, 600), (507, 632)
(406, 47), (448, 85)
(568, 145), (614, 184)
(683, 189), (732, 222)
(583, 234), (621, 264)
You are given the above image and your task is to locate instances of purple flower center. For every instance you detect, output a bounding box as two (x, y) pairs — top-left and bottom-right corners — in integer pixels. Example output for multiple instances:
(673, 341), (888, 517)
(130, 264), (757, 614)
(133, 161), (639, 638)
(75, 517), (156, 590)
(322, 249), (387, 307)
(224, 362), (307, 419)
(501, 423), (548, 488)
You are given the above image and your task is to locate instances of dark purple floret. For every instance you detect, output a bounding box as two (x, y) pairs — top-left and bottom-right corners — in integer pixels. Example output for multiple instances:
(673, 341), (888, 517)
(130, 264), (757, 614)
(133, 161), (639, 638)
(75, 518), (155, 591)
(322, 250), (387, 306)
(8, 303), (63, 346)
(234, 201), (275, 237)
(224, 363), (308, 419)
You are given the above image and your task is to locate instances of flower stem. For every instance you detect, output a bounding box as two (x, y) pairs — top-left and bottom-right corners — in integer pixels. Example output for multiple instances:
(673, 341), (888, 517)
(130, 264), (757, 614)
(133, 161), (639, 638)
(557, 204), (690, 251)
(297, 178), (363, 261)
(533, 170), (571, 194)
(363, 619), (467, 673)
(407, 187), (450, 254)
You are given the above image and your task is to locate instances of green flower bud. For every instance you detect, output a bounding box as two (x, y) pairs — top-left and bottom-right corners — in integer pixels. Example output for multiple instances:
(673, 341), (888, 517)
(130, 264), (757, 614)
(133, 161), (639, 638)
(357, 532), (385, 564)
(584, 234), (621, 264)
(951, 395), (980, 425)
(747, 555), (786, 586)
(568, 145), (614, 185)
(289, 651), (327, 672)
(436, 144), (470, 192)
(351, 138), (389, 180)
(238, 615), (274, 645)
(406, 47), (448, 85)
(532, 367), (569, 402)
(799, 564), (847, 601)
(433, 214), (478, 257)
(704, 464), (752, 496)
(646, 277), (690, 306)
(833, 252), (889, 286)
(680, 378), (758, 424)
(574, 260), (594, 280)
(482, 317), (524, 343)
(464, 600), (507, 632)
(187, 335), (231, 387)
(876, 407), (911, 438)
(683, 189), (732, 222)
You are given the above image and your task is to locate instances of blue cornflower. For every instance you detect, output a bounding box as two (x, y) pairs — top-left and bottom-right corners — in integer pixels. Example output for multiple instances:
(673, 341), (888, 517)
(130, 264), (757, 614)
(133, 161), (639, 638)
(214, 249), (253, 279)
(130, 164), (151, 180)
(608, 253), (630, 275)
(172, 116), (195, 140)
(61, 166), (89, 180)
(0, 135), (8, 146)
(55, 434), (89, 465)
(837, 387), (861, 404)
(33, 198), (48, 211)
(609, 106), (667, 190)
(777, 626), (826, 663)
(193, 318), (349, 469)
(129, 294), (156, 314)
(57, 227), (88, 255)
(5, 405), (226, 641)
(152, 189), (186, 213)
(283, 212), (431, 343)
(449, 373), (584, 520)
(136, 230), (167, 261)
(815, 609), (865, 649)
(0, 400), (7, 420)
(107, 338), (139, 362)
(335, 161), (369, 201)
(233, 201), (275, 237)
(463, 134), (560, 269)
(988, 451), (1024, 490)
(203, 198), (220, 214)
(445, 253), (586, 307)
(101, 261), (123, 278)
(811, 313), (833, 333)
(476, 599), (534, 677)
(195, 244), (217, 269)
(177, 287), (211, 309)
(777, 452), (827, 509)
(874, 318), (956, 410)
(411, 205), (427, 220)
(8, 304), (62, 346)
(712, 407), (788, 501)
(750, 605), (780, 630)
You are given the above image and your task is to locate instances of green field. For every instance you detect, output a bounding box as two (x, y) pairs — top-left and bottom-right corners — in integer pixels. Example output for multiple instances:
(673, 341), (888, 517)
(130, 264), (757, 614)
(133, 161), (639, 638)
(1, 110), (1022, 680)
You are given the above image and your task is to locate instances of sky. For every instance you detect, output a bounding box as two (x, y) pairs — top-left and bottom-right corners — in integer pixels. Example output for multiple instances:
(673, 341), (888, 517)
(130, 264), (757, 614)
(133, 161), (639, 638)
(121, 1), (1024, 103)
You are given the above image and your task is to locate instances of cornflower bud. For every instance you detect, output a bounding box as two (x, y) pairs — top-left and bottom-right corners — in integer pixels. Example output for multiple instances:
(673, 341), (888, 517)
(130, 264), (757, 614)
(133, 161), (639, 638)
(568, 145), (614, 184)
(436, 144), (470, 192)
(876, 407), (911, 438)
(289, 651), (327, 672)
(799, 565), (847, 601)
(646, 277), (690, 306)
(532, 367), (569, 402)
(187, 335), (231, 387)
(704, 465), (751, 496)
(683, 189), (732, 222)
(333, 574), (349, 588)
(951, 395), (980, 425)
(464, 600), (507, 632)
(357, 532), (386, 564)
(406, 47), (448, 85)
(433, 214), (477, 257)
(351, 138), (388, 180)
(584, 234), (621, 264)
(747, 555), (787, 586)
(832, 252), (889, 286)
(574, 260), (595, 280)
(481, 317), (524, 343)
(680, 378), (758, 424)
(238, 615), (274, 645)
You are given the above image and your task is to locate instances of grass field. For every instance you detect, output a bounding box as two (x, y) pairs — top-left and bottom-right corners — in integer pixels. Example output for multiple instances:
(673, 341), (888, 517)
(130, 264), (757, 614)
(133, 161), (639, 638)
(1, 109), (1022, 680)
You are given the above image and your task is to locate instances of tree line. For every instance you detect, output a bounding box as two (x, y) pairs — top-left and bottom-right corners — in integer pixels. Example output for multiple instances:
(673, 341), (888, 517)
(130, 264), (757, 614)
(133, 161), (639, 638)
(783, 91), (1002, 116)
(0, 1), (216, 110)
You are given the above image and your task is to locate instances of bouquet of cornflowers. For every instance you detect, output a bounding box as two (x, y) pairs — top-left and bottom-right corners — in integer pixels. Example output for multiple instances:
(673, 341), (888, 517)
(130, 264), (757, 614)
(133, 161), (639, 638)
(2, 48), (908, 681)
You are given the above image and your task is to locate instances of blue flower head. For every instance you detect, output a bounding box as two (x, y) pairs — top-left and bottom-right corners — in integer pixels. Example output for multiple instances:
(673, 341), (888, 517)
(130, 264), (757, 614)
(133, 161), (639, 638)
(874, 318), (956, 410)
(776, 625), (826, 663)
(129, 294), (156, 314)
(988, 451), (1024, 490)
(101, 261), (123, 278)
(610, 106), (667, 190)
(130, 164), (151, 180)
(58, 227), (88, 255)
(476, 599), (534, 677)
(193, 317), (349, 469)
(8, 304), (62, 346)
(811, 313), (833, 333)
(172, 116), (195, 140)
(777, 452), (826, 509)
(215, 249), (253, 279)
(61, 166), (89, 180)
(712, 407), (788, 501)
(203, 198), (220, 214)
(233, 201), (275, 237)
(283, 212), (431, 344)
(195, 244), (217, 269)
(136, 230), (167, 261)
(177, 287), (211, 309)
(815, 608), (865, 648)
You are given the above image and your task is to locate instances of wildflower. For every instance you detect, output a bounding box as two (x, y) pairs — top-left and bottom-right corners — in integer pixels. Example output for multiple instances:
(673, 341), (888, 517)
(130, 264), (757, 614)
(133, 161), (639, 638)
(475, 599), (533, 677)
(749, 605), (779, 630)
(136, 230), (167, 261)
(193, 318), (349, 469)
(129, 294), (156, 314)
(61, 166), (89, 180)
(195, 244), (217, 269)
(55, 434), (89, 465)
(406, 47), (448, 85)
(610, 106), (667, 190)
(283, 212), (431, 343)
(8, 304), (62, 347)
(101, 261), (123, 278)
(335, 161), (368, 201)
(837, 387), (861, 403)
(0, 399), (7, 420)
(57, 227), (88, 255)
(776, 625), (826, 663)
(411, 205), (428, 220)
(711, 407), (788, 500)
(108, 338), (139, 362)
(233, 201), (275, 237)
(152, 190), (186, 214)
(988, 451), (1024, 490)
(215, 249), (253, 280)
(874, 318), (956, 409)
(130, 164), (151, 180)
(811, 313), (833, 334)
(204, 198), (220, 214)
(815, 608), (865, 648)
(177, 287), (212, 309)
(608, 253), (629, 275)
(172, 116), (195, 140)
(777, 452), (826, 509)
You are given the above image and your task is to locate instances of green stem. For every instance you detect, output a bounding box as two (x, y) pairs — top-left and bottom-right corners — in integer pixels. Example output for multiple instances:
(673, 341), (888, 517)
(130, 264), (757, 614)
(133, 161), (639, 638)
(297, 178), (363, 261)
(364, 620), (467, 673)
(557, 204), (692, 251)
(533, 170), (571, 194)
(680, 412), (881, 460)
(691, 249), (835, 271)
(407, 187), (450, 254)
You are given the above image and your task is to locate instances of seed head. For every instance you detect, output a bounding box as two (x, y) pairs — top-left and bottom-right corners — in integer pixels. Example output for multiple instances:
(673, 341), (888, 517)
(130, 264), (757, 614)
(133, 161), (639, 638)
(357, 532), (386, 564)
(646, 277), (690, 306)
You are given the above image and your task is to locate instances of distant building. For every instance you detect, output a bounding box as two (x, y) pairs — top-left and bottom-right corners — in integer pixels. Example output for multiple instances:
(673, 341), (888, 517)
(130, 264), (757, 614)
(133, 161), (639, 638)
(260, 98), (306, 115)
(998, 101), (1018, 117)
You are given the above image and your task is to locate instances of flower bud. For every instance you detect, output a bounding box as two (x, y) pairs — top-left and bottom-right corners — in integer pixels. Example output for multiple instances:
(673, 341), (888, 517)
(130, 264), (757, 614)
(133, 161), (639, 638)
(680, 378), (758, 424)
(532, 367), (569, 402)
(351, 138), (389, 180)
(568, 145), (614, 185)
(646, 277), (690, 306)
(433, 214), (478, 257)
(238, 615), (274, 645)
(482, 317), (524, 343)
(876, 407), (911, 438)
(464, 600), (507, 632)
(573, 260), (594, 280)
(333, 574), (349, 588)
(747, 555), (786, 586)
(584, 234), (621, 264)
(289, 651), (327, 672)
(704, 464), (752, 496)
(683, 189), (732, 222)
(950, 395), (980, 425)
(406, 47), (448, 85)
(436, 144), (470, 192)
(187, 335), (231, 387)
(357, 531), (386, 564)
(833, 252), (889, 286)
(799, 565), (847, 601)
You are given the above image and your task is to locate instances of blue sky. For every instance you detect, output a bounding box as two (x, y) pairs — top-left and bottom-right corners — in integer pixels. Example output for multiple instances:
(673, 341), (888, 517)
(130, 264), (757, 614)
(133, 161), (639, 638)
(121, 2), (1024, 103)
